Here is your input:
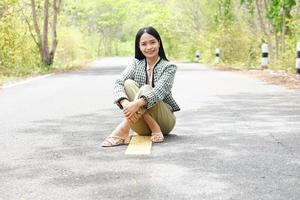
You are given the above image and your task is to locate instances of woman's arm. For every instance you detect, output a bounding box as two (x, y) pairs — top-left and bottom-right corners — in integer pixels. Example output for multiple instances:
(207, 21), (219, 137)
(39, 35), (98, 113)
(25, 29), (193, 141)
(141, 64), (177, 109)
(113, 59), (136, 109)
(120, 98), (146, 123)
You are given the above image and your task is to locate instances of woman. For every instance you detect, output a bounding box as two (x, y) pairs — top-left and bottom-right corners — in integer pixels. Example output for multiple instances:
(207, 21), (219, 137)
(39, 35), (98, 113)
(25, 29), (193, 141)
(102, 26), (180, 147)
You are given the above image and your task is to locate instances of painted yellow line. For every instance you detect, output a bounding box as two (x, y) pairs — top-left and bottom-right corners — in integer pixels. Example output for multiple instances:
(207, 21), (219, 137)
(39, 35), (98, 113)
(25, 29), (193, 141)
(125, 135), (152, 155)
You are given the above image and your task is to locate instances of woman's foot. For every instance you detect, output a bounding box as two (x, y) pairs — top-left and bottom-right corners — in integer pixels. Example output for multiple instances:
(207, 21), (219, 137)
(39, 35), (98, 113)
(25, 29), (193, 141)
(101, 119), (131, 147)
(142, 112), (163, 143)
(101, 135), (132, 147)
(151, 132), (164, 143)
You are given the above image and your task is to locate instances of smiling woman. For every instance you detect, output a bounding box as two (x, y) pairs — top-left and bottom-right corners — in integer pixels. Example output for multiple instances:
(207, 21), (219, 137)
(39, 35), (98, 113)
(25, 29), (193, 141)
(101, 26), (180, 147)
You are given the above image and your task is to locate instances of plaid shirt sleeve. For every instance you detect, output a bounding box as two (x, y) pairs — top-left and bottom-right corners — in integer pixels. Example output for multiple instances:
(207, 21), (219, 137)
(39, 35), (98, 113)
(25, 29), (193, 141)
(141, 64), (177, 109)
(113, 59), (136, 109)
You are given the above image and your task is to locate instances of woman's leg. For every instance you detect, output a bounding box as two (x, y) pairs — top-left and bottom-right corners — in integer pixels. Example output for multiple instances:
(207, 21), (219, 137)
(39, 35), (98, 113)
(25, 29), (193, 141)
(142, 112), (161, 133)
(113, 81), (175, 137)
(131, 85), (176, 136)
(142, 112), (164, 142)
(147, 101), (176, 135)
(103, 79), (176, 146)
(110, 79), (140, 137)
(109, 118), (131, 138)
(102, 80), (140, 146)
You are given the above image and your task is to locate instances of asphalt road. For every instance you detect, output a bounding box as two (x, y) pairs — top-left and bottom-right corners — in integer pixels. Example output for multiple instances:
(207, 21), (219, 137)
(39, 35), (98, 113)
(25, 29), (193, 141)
(0, 57), (299, 200)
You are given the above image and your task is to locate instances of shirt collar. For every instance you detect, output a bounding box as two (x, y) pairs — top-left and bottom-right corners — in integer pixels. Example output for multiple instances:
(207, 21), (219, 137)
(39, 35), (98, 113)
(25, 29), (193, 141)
(146, 56), (161, 69)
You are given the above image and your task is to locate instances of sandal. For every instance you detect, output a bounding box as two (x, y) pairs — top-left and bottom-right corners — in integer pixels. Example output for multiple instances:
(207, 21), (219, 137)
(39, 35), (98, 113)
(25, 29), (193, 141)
(101, 135), (132, 147)
(151, 132), (164, 143)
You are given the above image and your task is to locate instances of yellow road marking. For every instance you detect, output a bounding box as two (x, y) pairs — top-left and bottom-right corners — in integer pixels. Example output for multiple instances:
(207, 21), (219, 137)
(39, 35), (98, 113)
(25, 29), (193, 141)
(125, 135), (152, 155)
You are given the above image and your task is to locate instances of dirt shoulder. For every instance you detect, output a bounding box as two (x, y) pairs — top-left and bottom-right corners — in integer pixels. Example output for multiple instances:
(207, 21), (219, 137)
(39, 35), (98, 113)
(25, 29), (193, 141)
(211, 64), (300, 91)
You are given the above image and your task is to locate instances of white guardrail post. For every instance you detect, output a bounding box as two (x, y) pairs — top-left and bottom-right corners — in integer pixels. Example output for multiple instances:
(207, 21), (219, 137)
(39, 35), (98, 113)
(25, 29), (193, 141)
(195, 50), (200, 63)
(215, 48), (220, 64)
(296, 41), (300, 74)
(261, 43), (268, 69)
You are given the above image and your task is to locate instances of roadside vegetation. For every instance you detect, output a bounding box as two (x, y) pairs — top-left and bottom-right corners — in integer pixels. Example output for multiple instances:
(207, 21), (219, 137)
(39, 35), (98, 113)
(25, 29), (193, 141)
(1, 0), (300, 84)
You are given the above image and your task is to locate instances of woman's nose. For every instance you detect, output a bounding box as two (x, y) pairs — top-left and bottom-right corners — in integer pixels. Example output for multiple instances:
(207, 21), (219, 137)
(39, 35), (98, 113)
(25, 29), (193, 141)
(146, 44), (153, 49)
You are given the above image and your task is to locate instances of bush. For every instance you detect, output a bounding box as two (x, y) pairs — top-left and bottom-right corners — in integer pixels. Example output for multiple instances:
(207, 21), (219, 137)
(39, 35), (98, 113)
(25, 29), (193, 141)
(54, 27), (95, 67)
(0, 5), (40, 78)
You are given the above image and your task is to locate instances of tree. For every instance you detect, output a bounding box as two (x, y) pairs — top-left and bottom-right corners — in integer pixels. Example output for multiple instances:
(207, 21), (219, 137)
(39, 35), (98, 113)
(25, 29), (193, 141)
(95, 1), (125, 56)
(241, 0), (296, 59)
(0, 0), (18, 71)
(30, 0), (61, 66)
(267, 0), (296, 56)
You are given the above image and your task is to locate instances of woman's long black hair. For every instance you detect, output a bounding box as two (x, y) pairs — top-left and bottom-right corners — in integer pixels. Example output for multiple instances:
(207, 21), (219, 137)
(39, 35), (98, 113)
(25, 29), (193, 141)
(135, 26), (168, 61)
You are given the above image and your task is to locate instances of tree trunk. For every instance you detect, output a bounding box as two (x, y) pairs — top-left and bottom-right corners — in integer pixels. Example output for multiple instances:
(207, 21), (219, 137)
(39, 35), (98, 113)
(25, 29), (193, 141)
(114, 41), (119, 56)
(255, 0), (266, 35)
(103, 36), (107, 56)
(183, 0), (202, 33)
(275, 31), (279, 59)
(255, 0), (274, 59)
(262, 0), (275, 59)
(108, 38), (112, 56)
(0, 4), (8, 19)
(31, 0), (43, 60)
(97, 37), (102, 56)
(42, 0), (50, 65)
(49, 0), (61, 63)
(281, 7), (286, 57)
(30, 0), (60, 66)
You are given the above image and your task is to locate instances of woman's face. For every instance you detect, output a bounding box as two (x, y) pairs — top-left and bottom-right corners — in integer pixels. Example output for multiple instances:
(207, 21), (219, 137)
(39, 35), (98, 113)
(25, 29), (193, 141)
(139, 33), (160, 60)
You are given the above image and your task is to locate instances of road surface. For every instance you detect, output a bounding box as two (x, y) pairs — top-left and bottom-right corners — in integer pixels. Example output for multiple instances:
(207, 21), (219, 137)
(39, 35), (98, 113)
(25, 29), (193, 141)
(0, 57), (299, 200)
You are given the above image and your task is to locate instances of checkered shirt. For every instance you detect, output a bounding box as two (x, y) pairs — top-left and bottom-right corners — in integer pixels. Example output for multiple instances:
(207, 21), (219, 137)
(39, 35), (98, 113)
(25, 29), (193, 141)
(113, 58), (180, 112)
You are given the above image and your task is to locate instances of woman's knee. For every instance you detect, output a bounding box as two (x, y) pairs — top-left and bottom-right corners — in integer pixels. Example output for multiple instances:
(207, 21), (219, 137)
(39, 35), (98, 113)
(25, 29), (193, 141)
(124, 79), (137, 88)
(161, 119), (176, 135)
(139, 84), (152, 94)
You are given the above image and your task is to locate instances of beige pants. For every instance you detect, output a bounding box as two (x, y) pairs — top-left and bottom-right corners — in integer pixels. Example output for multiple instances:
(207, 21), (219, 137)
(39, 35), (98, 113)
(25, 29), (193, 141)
(124, 79), (176, 136)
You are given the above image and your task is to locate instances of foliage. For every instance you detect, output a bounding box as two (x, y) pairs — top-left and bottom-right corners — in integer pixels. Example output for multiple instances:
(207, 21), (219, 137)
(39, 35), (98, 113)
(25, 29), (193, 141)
(1, 0), (300, 80)
(54, 27), (94, 66)
(0, 1), (40, 77)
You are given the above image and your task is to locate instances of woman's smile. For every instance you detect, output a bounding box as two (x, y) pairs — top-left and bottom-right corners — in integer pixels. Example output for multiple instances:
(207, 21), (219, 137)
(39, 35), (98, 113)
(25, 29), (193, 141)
(145, 49), (155, 54)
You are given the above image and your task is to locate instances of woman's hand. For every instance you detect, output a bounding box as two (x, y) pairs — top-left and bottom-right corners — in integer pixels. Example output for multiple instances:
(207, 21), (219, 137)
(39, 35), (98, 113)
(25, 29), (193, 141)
(123, 100), (140, 118)
(121, 98), (146, 123)
(120, 99), (130, 109)
(127, 112), (141, 124)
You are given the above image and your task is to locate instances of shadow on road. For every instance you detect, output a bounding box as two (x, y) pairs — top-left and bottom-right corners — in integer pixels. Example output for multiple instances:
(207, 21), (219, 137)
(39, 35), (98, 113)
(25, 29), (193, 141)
(8, 90), (299, 199)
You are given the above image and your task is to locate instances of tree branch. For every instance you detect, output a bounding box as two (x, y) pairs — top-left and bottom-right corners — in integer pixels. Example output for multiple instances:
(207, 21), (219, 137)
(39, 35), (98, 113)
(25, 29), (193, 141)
(255, 0), (268, 36)
(31, 0), (42, 50)
(50, 0), (61, 58)
(18, 1), (39, 46)
(42, 0), (49, 61)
